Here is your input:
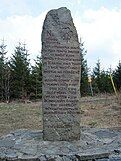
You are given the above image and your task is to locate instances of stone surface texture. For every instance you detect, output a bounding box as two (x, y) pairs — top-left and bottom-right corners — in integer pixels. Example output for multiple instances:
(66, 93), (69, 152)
(0, 127), (121, 161)
(41, 7), (81, 141)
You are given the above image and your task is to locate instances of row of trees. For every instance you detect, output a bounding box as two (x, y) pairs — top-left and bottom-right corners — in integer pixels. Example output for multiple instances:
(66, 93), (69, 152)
(0, 40), (42, 102)
(80, 39), (121, 96)
(0, 39), (121, 102)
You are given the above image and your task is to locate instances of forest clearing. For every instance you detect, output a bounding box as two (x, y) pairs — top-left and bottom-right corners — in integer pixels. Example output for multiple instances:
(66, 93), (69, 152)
(0, 94), (121, 137)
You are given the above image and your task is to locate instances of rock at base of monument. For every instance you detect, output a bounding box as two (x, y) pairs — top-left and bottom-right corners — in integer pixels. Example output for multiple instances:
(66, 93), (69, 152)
(43, 123), (80, 141)
(0, 127), (121, 161)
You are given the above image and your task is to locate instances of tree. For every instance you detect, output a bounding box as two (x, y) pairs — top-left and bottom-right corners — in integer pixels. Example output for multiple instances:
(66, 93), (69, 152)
(4, 61), (11, 103)
(92, 59), (101, 93)
(30, 56), (42, 99)
(92, 59), (113, 94)
(0, 39), (7, 101)
(99, 70), (113, 93)
(113, 61), (121, 91)
(10, 42), (30, 100)
(80, 39), (89, 96)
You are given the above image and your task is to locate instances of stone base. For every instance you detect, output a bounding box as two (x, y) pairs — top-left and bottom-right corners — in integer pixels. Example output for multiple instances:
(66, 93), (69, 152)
(0, 127), (121, 161)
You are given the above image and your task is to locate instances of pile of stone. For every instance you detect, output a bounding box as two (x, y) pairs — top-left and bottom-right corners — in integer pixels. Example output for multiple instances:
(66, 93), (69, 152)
(0, 127), (121, 161)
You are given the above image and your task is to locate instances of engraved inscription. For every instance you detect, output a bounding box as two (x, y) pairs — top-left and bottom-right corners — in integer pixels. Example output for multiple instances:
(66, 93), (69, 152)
(60, 27), (73, 41)
(42, 7), (81, 141)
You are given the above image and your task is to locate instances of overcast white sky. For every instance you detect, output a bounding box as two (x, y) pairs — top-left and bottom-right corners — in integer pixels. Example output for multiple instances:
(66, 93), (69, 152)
(0, 0), (121, 70)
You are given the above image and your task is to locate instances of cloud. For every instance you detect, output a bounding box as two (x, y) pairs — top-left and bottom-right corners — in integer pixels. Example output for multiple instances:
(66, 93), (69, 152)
(0, 11), (47, 62)
(74, 7), (121, 70)
(0, 0), (31, 17)
(1, 6), (121, 70)
(75, 0), (81, 4)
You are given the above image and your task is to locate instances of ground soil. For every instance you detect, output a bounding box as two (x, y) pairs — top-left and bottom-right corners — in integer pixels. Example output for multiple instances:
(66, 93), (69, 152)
(80, 94), (121, 128)
(0, 94), (121, 137)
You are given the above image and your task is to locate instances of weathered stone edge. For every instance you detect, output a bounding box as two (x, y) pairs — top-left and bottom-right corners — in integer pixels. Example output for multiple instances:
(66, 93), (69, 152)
(0, 152), (110, 161)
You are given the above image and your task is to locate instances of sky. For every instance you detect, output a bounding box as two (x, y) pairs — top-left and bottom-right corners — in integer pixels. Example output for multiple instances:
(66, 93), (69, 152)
(0, 0), (121, 71)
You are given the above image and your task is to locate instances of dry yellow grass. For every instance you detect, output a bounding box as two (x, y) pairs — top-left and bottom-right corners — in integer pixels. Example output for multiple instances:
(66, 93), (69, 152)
(80, 95), (121, 128)
(0, 95), (121, 136)
(0, 102), (42, 136)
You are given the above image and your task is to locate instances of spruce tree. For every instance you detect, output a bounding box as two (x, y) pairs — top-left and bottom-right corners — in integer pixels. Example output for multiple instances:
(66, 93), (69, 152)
(10, 42), (30, 100)
(80, 39), (89, 96)
(92, 59), (101, 93)
(4, 61), (11, 103)
(30, 56), (42, 100)
(113, 61), (121, 91)
(92, 59), (113, 94)
(0, 39), (7, 101)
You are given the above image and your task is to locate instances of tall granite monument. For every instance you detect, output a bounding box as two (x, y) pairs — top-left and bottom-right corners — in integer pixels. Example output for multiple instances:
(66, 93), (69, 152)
(42, 7), (81, 141)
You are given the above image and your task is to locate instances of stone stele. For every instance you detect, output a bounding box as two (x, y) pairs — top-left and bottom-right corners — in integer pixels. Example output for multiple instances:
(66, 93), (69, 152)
(41, 7), (81, 141)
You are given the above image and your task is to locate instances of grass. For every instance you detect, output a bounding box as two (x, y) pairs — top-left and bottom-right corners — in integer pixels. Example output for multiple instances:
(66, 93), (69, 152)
(0, 102), (42, 136)
(80, 95), (121, 128)
(0, 95), (121, 136)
